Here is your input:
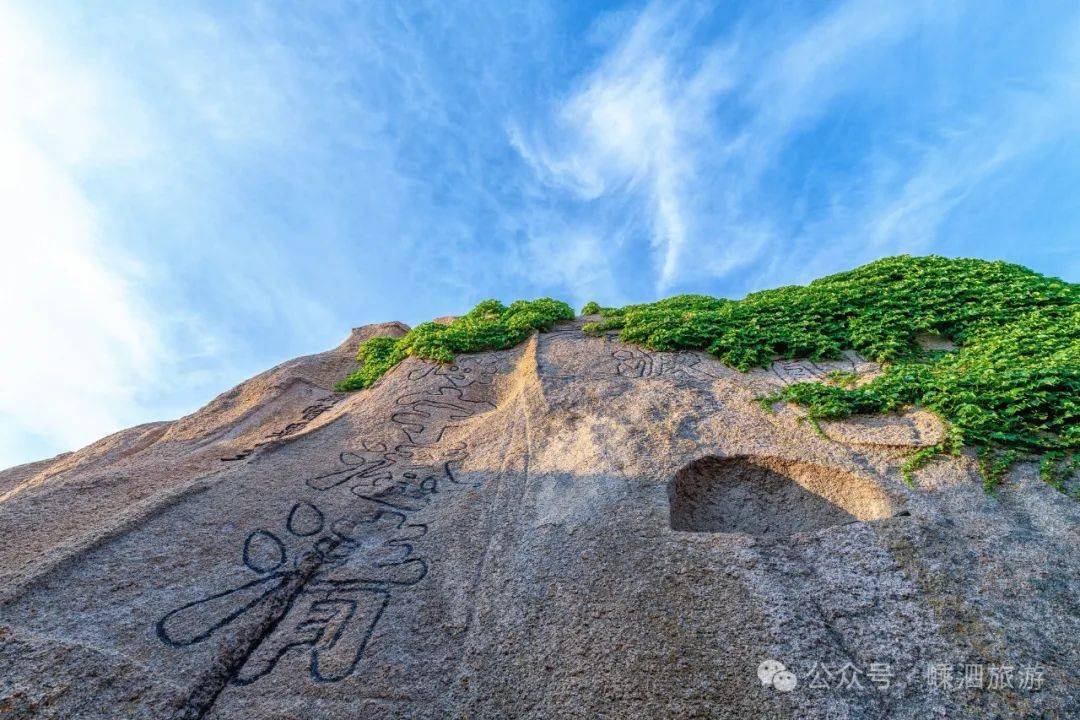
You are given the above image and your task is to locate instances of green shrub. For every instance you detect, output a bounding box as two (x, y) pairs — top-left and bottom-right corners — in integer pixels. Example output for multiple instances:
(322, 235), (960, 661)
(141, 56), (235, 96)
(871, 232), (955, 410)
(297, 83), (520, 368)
(335, 298), (574, 390)
(581, 301), (603, 315)
(584, 255), (1078, 489)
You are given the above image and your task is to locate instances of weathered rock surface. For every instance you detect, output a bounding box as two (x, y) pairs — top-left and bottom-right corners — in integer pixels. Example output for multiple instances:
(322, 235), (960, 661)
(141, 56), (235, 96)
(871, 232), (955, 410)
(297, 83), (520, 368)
(0, 321), (1076, 719)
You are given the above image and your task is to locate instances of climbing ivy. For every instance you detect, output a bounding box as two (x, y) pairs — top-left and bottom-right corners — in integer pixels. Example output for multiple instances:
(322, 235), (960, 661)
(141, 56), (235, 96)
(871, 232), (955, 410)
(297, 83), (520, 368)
(339, 256), (1077, 492)
(1039, 451), (1080, 498)
(583, 255), (1078, 488)
(335, 298), (574, 391)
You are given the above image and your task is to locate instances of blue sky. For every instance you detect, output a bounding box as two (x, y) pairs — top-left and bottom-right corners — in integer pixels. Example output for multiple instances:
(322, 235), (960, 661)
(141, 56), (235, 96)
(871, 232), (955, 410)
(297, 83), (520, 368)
(2, 0), (1078, 468)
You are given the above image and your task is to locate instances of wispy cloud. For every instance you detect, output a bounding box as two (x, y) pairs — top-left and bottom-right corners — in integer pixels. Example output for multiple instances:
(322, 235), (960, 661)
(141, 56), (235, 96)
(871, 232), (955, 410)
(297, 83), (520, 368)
(767, 13), (1080, 284)
(510, 2), (737, 291)
(0, 2), (339, 466)
(510, 223), (622, 308)
(0, 4), (167, 465)
(509, 0), (998, 294)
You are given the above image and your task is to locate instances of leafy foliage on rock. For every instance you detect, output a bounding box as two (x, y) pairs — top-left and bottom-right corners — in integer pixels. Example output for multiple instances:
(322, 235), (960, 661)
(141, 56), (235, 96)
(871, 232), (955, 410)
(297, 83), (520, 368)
(338, 256), (1076, 490)
(584, 255), (1079, 480)
(1040, 451), (1080, 498)
(335, 298), (574, 390)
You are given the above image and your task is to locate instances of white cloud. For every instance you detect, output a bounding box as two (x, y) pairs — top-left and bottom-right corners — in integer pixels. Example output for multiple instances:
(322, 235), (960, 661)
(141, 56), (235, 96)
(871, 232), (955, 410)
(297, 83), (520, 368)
(510, 2), (735, 292)
(0, 4), (168, 467)
(510, 0), (956, 294)
(0, 2), (357, 468)
(784, 32), (1080, 282)
(748, 0), (928, 136)
(512, 227), (621, 308)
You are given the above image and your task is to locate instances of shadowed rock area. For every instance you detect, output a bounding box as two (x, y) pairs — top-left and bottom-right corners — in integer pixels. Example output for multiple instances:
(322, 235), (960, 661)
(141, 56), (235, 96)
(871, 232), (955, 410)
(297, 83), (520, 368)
(0, 321), (1076, 719)
(669, 456), (894, 536)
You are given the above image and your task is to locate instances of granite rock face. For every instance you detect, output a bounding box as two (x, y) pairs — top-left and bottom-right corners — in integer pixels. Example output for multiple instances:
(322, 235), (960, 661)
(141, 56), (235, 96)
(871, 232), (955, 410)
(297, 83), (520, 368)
(0, 321), (1076, 719)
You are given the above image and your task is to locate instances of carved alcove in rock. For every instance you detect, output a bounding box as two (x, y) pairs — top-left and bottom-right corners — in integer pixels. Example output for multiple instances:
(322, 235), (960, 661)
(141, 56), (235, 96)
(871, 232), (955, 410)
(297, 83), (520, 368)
(668, 456), (895, 536)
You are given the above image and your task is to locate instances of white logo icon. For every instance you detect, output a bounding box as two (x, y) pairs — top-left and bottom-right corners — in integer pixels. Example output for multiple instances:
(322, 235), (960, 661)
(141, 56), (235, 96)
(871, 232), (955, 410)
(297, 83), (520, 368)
(758, 659), (798, 692)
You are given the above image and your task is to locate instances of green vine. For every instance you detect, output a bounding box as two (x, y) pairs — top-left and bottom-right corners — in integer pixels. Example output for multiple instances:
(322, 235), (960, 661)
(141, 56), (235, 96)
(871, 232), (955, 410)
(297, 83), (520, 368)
(979, 447), (1019, 495)
(584, 255), (1078, 492)
(335, 298), (574, 391)
(901, 446), (942, 487)
(337, 256), (1076, 495)
(1039, 451), (1080, 496)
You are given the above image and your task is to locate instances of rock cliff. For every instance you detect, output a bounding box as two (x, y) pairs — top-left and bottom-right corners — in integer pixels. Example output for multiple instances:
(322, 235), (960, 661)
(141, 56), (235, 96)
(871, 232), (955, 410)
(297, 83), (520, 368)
(0, 319), (1076, 719)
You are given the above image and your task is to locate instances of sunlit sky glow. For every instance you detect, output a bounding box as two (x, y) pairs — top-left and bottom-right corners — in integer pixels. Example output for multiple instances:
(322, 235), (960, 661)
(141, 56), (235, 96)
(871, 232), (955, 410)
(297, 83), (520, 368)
(2, 0), (1078, 468)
